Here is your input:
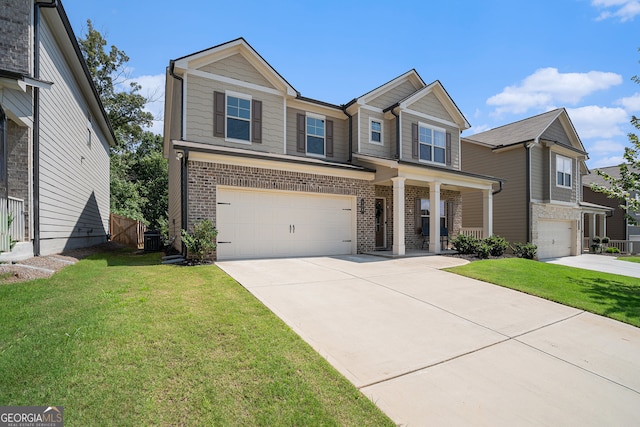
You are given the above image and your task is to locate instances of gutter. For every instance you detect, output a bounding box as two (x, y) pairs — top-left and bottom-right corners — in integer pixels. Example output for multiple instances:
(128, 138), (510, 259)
(493, 180), (504, 196)
(525, 140), (535, 242)
(33, 0), (57, 256)
(341, 105), (353, 163)
(169, 61), (187, 254)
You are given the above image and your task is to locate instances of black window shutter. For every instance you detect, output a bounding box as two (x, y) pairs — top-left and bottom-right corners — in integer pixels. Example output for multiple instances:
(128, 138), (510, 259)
(297, 113), (306, 152)
(412, 123), (418, 159)
(252, 99), (262, 143)
(446, 132), (452, 165)
(326, 119), (334, 157)
(214, 91), (225, 138)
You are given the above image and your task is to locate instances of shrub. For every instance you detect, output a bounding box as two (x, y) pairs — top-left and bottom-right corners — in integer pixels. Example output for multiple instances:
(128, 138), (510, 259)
(451, 234), (479, 255)
(592, 236), (601, 244)
(601, 236), (610, 244)
(483, 235), (509, 257)
(476, 242), (491, 259)
(181, 219), (218, 262)
(605, 246), (620, 254)
(512, 242), (537, 259)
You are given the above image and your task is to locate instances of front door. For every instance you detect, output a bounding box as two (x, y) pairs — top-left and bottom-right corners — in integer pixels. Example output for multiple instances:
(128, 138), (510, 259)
(375, 198), (385, 248)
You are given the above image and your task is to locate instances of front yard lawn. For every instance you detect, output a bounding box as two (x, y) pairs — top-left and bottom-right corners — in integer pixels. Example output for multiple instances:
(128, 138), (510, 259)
(619, 256), (640, 264)
(0, 249), (393, 426)
(446, 258), (640, 328)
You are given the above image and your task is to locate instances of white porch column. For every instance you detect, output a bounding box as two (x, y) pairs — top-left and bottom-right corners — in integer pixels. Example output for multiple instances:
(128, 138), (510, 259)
(429, 181), (441, 253)
(391, 177), (406, 256)
(589, 213), (597, 240)
(482, 189), (493, 238)
(598, 214), (606, 238)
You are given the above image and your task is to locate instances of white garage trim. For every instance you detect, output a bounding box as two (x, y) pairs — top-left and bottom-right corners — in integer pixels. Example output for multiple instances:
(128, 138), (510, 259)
(216, 186), (357, 260)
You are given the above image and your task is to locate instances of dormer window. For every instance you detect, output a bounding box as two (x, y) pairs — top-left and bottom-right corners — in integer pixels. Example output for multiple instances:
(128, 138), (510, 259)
(370, 119), (383, 145)
(556, 155), (572, 188)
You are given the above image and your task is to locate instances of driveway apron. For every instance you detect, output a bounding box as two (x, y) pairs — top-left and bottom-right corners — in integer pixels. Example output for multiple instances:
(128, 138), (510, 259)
(217, 255), (640, 426)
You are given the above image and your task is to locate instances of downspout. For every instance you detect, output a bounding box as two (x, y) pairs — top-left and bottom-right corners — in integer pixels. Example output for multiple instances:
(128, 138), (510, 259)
(33, 0), (57, 256)
(341, 106), (352, 163)
(390, 106), (400, 159)
(169, 61), (187, 254)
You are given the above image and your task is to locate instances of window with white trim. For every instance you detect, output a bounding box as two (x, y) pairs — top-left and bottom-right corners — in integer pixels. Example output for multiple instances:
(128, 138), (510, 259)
(370, 119), (382, 144)
(419, 123), (446, 164)
(556, 155), (572, 188)
(306, 114), (325, 156)
(226, 93), (251, 142)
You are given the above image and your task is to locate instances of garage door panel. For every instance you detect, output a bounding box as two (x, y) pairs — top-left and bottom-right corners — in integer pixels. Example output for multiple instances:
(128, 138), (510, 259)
(538, 220), (573, 259)
(216, 188), (355, 260)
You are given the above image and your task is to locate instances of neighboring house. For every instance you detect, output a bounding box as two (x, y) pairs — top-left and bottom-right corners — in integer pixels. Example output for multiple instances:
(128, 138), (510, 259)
(164, 38), (501, 261)
(583, 166), (640, 242)
(0, 0), (114, 260)
(461, 108), (611, 259)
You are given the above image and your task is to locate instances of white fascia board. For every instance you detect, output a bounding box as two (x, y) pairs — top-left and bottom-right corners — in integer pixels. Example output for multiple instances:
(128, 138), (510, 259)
(287, 98), (347, 119)
(400, 83), (470, 130)
(185, 68), (284, 97)
(357, 69), (424, 105)
(398, 163), (497, 190)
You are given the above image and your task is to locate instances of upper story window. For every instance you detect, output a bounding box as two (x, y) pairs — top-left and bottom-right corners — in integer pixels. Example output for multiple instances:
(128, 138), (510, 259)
(370, 119), (383, 144)
(226, 93), (251, 142)
(306, 114), (325, 156)
(556, 155), (572, 188)
(418, 123), (446, 164)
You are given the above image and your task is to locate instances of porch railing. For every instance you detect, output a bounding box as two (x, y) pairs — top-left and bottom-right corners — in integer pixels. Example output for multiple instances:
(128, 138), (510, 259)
(459, 227), (484, 240)
(583, 237), (638, 254)
(0, 196), (7, 252)
(8, 197), (25, 243)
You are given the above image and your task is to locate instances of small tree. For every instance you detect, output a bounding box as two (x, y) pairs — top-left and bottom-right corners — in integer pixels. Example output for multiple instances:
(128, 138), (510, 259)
(181, 219), (217, 262)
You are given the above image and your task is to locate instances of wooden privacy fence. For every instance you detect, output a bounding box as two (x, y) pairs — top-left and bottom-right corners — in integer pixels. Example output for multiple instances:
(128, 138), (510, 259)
(110, 213), (146, 249)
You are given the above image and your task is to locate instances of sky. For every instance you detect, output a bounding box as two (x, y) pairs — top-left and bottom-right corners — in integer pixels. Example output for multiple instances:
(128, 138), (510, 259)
(61, 0), (640, 169)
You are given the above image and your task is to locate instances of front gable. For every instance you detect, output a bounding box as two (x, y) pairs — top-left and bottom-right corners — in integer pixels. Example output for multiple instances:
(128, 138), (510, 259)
(357, 70), (425, 110)
(400, 81), (470, 130)
(198, 53), (276, 89)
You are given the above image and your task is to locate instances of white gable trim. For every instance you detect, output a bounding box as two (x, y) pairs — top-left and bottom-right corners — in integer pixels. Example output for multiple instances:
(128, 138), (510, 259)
(403, 108), (459, 129)
(356, 70), (425, 105)
(185, 68), (284, 97)
(399, 81), (470, 130)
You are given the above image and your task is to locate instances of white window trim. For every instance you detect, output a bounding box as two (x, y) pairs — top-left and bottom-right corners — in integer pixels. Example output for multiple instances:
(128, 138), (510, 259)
(369, 117), (383, 145)
(418, 121), (447, 165)
(225, 90), (252, 145)
(556, 155), (572, 189)
(306, 112), (326, 158)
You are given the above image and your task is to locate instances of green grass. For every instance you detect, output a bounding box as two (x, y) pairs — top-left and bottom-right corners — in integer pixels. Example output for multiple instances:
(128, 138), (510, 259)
(0, 249), (393, 426)
(446, 258), (640, 327)
(619, 256), (640, 264)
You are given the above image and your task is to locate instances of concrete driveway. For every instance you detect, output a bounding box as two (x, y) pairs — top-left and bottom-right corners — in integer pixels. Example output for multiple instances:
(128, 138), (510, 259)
(544, 253), (640, 278)
(217, 255), (640, 426)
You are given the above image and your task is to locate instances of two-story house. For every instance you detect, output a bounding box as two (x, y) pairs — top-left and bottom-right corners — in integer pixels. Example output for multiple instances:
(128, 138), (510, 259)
(461, 109), (611, 259)
(164, 38), (501, 260)
(0, 0), (114, 260)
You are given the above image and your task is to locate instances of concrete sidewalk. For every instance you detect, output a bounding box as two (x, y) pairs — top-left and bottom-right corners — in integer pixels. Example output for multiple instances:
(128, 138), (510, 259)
(218, 255), (640, 426)
(544, 253), (640, 278)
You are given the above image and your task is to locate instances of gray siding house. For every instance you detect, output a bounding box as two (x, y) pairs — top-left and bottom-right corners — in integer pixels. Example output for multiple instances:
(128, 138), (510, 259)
(0, 0), (114, 260)
(164, 38), (501, 260)
(461, 109), (610, 259)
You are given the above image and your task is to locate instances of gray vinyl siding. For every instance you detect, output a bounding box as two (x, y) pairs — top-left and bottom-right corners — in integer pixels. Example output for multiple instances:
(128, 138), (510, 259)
(0, 87), (32, 126)
(461, 141), (528, 244)
(185, 74), (284, 153)
(551, 152), (576, 203)
(352, 111), (359, 153)
(530, 145), (545, 201)
(198, 53), (276, 89)
(359, 110), (391, 158)
(37, 16), (110, 254)
(167, 69), (182, 141)
(541, 120), (572, 147)
(401, 111), (460, 170)
(368, 80), (418, 109)
(286, 107), (349, 162)
(407, 92), (453, 123)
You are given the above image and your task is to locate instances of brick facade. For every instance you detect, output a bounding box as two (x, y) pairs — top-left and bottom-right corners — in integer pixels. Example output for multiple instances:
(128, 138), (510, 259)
(186, 161), (376, 259)
(6, 120), (29, 239)
(0, 0), (30, 74)
(531, 202), (582, 255)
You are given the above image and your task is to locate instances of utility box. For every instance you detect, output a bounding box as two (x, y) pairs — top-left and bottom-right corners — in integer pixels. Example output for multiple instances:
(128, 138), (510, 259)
(144, 230), (162, 252)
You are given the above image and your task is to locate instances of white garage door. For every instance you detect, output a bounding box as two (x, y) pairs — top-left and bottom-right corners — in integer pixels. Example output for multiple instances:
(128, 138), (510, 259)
(537, 220), (573, 259)
(216, 187), (355, 260)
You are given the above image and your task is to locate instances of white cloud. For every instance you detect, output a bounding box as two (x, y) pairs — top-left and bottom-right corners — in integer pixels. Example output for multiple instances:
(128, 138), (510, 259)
(487, 68), (622, 115)
(592, 0), (640, 21)
(617, 92), (640, 112)
(585, 139), (626, 154)
(590, 155), (626, 168)
(567, 105), (628, 139)
(135, 74), (166, 136)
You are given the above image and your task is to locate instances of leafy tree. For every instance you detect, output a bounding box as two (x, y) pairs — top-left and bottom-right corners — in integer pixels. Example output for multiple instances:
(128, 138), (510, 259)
(78, 21), (168, 228)
(592, 51), (640, 224)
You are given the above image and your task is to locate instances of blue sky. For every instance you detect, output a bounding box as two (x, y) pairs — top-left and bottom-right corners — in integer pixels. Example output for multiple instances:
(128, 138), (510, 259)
(61, 0), (639, 168)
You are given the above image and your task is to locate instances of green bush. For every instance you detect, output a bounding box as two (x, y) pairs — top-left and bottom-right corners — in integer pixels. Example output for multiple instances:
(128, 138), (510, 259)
(605, 246), (620, 254)
(512, 242), (537, 259)
(451, 234), (479, 255)
(592, 236), (601, 244)
(181, 219), (218, 262)
(483, 235), (509, 257)
(601, 236), (610, 244)
(476, 242), (491, 259)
